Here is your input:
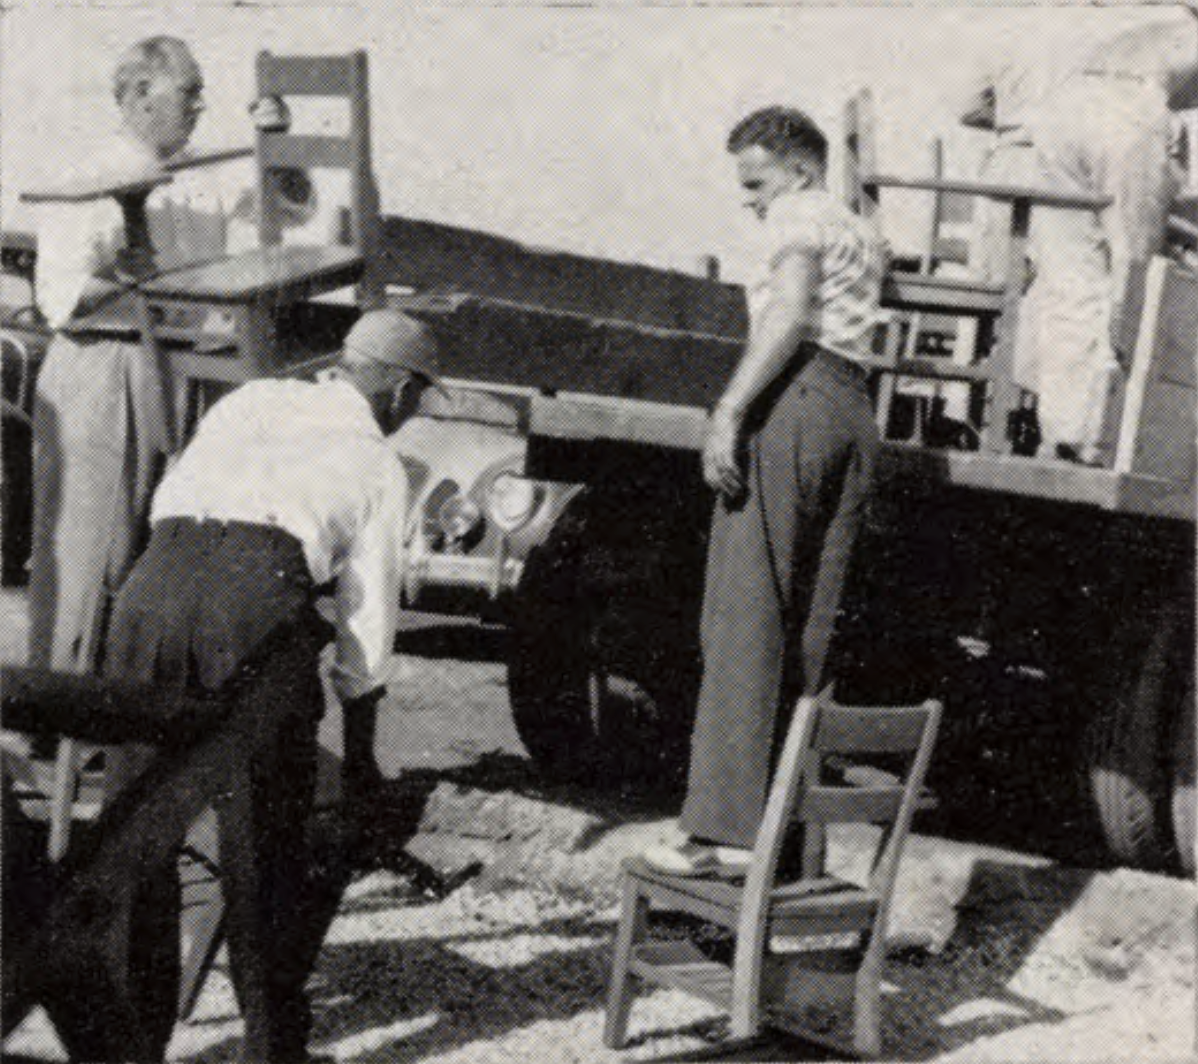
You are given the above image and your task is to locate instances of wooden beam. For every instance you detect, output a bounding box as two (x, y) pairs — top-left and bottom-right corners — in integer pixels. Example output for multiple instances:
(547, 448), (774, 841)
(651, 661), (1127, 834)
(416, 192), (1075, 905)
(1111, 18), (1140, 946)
(20, 174), (168, 204)
(866, 173), (1110, 211)
(379, 214), (749, 340)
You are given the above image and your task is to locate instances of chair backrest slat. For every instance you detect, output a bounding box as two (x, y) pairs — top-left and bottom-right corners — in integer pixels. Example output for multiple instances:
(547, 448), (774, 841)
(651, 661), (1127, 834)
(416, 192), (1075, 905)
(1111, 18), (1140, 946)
(259, 135), (355, 172)
(257, 54), (357, 97)
(798, 785), (904, 825)
(729, 689), (941, 1045)
(811, 705), (932, 755)
(255, 50), (382, 306)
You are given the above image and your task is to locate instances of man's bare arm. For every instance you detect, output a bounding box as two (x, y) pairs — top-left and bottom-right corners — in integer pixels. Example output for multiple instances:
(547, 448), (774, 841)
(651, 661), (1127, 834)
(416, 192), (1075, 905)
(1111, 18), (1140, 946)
(703, 247), (818, 496)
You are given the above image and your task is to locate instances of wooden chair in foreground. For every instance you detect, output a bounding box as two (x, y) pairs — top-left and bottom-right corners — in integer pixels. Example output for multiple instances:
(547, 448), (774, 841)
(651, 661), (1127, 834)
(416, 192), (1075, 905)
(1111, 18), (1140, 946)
(604, 690), (942, 1058)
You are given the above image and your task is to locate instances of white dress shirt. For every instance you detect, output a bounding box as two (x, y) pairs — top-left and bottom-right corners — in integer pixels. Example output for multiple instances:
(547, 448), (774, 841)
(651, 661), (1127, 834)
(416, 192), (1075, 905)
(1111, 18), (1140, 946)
(34, 130), (249, 330)
(151, 375), (408, 702)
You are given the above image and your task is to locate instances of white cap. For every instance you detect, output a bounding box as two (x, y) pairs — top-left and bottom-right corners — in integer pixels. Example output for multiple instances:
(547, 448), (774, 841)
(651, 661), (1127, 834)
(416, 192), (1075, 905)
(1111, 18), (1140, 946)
(341, 310), (440, 382)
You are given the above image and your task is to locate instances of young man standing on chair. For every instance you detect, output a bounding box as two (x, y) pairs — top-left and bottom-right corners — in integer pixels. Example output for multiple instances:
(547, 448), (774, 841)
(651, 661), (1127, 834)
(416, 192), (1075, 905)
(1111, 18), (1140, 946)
(645, 107), (885, 877)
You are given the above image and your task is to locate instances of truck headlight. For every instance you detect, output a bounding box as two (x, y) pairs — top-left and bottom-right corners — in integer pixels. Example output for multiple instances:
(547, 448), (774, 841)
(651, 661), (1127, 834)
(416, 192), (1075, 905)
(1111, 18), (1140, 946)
(487, 472), (541, 533)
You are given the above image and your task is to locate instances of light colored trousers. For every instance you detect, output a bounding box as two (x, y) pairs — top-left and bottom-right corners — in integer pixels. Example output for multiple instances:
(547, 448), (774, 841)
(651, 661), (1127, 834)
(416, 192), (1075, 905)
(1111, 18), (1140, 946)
(1025, 75), (1175, 457)
(971, 76), (1175, 458)
(28, 332), (172, 673)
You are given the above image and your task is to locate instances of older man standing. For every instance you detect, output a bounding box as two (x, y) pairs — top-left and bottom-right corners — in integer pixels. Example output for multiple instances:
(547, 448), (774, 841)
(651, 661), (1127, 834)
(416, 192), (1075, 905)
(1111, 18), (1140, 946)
(28, 36), (214, 679)
(103, 309), (438, 1063)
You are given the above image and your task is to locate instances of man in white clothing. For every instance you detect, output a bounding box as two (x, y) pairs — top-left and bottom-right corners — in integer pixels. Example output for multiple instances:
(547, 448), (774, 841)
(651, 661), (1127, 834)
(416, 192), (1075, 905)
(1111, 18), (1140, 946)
(103, 309), (438, 1064)
(27, 35), (327, 678)
(30, 36), (222, 677)
(961, 14), (1196, 463)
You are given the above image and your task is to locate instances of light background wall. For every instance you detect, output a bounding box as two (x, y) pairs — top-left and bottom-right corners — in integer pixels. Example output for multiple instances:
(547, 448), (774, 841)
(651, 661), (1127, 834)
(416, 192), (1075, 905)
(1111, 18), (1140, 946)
(0, 2), (1184, 279)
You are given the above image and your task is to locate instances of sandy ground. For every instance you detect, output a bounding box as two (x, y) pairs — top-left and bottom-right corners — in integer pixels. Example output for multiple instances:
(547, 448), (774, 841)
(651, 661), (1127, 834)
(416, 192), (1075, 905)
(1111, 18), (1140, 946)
(2, 590), (1195, 1063)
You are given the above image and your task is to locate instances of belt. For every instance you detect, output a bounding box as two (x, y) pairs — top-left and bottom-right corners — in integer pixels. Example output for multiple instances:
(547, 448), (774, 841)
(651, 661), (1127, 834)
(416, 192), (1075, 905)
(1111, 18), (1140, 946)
(802, 345), (871, 388)
(154, 516), (306, 561)
(59, 326), (141, 343)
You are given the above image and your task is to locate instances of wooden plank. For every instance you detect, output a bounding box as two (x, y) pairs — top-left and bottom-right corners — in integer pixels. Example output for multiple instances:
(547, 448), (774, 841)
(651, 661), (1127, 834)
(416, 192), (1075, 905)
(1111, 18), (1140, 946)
(391, 289), (742, 347)
(20, 148), (250, 204)
(769, 900), (880, 935)
(882, 274), (1004, 315)
(379, 213), (748, 339)
(885, 444), (1194, 520)
(1116, 258), (1198, 485)
(878, 444), (1121, 508)
(629, 941), (734, 1009)
(812, 704), (932, 755)
(798, 786), (904, 824)
(259, 135), (354, 171)
(529, 393), (707, 450)
(392, 291), (742, 408)
(257, 51), (361, 97)
(165, 147), (253, 173)
(867, 173), (1110, 211)
(21, 173), (168, 204)
(140, 244), (362, 303)
(865, 355), (994, 384)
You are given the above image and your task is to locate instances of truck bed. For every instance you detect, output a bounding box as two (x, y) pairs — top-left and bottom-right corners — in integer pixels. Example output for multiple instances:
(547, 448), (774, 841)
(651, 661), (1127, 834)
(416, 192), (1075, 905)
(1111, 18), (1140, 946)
(524, 389), (1192, 522)
(5, 217), (1194, 523)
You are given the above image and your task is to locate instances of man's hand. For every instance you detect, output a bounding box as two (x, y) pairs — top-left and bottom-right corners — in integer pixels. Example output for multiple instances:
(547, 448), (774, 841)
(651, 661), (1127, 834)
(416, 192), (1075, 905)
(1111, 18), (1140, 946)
(341, 686), (386, 801)
(703, 407), (746, 498)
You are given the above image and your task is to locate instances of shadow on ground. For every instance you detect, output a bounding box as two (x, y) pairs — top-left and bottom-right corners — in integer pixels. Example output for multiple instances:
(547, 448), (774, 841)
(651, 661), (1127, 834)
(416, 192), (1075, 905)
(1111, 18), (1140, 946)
(169, 858), (1089, 1063)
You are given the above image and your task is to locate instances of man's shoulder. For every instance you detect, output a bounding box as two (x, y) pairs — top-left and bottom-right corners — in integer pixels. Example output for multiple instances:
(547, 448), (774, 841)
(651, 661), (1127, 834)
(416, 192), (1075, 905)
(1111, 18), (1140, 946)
(766, 191), (880, 254)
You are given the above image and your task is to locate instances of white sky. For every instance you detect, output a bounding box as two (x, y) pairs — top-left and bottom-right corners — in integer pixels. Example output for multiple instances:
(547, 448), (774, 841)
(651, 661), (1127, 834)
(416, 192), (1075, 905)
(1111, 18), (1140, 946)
(1, 2), (1191, 279)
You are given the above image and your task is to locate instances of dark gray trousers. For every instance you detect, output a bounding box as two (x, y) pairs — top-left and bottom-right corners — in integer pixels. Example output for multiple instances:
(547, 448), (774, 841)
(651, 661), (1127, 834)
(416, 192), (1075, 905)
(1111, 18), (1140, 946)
(680, 350), (879, 848)
(106, 518), (329, 1063)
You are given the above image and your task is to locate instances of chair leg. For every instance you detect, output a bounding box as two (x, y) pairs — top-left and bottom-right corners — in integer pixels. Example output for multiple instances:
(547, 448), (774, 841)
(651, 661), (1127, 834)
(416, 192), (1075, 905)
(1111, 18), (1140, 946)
(47, 737), (78, 860)
(604, 877), (649, 1049)
(853, 943), (884, 1058)
(177, 809), (225, 1020)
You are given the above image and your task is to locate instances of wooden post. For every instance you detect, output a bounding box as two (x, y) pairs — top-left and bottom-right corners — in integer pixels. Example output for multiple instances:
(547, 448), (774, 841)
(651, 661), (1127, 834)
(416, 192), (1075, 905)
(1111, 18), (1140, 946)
(982, 194), (1031, 452)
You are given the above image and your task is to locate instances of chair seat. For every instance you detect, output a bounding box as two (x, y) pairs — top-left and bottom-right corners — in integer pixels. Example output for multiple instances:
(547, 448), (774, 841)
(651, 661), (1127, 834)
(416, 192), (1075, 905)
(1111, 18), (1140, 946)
(605, 693), (942, 1058)
(140, 244), (363, 305)
(623, 857), (880, 934)
(882, 272), (1005, 316)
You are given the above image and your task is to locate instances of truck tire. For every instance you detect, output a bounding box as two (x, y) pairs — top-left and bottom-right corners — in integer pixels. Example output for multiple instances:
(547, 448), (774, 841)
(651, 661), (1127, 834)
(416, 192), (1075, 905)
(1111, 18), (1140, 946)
(1172, 676), (1195, 877)
(1, 400), (32, 586)
(507, 492), (702, 788)
(1085, 598), (1191, 871)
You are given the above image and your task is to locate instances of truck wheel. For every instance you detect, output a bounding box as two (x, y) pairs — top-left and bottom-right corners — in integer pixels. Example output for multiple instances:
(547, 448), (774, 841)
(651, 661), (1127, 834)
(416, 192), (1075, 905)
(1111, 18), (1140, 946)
(1085, 600), (1190, 871)
(1171, 676), (1195, 877)
(507, 495), (701, 789)
(1, 401), (32, 586)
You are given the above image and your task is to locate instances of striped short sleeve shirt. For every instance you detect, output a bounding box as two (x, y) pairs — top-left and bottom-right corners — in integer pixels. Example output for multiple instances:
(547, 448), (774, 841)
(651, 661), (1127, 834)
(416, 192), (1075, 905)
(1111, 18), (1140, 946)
(748, 189), (886, 366)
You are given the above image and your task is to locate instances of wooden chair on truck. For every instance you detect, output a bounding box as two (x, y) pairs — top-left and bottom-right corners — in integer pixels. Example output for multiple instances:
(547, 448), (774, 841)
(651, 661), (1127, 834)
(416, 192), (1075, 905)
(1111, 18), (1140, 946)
(842, 88), (1112, 454)
(604, 690), (942, 1058)
(137, 49), (378, 440)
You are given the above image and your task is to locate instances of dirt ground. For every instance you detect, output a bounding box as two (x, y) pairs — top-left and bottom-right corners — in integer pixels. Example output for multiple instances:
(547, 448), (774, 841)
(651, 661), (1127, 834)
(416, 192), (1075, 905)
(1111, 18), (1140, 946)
(2, 594), (1195, 1063)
